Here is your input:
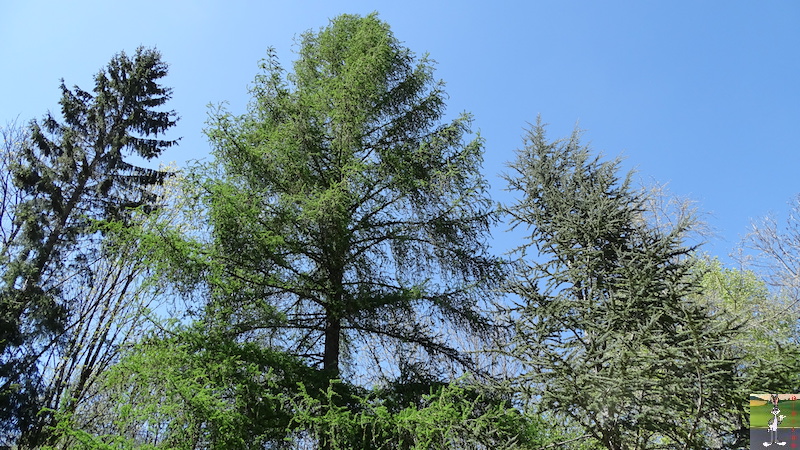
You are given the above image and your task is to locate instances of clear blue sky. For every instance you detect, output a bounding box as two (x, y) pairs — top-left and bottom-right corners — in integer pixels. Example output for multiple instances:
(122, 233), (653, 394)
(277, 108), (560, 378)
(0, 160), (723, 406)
(2, 1), (798, 265)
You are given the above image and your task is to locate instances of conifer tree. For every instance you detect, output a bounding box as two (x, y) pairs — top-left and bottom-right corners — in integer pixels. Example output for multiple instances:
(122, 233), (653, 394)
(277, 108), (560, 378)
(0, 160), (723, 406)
(198, 13), (502, 381)
(0, 47), (177, 445)
(501, 120), (741, 449)
(77, 14), (506, 448)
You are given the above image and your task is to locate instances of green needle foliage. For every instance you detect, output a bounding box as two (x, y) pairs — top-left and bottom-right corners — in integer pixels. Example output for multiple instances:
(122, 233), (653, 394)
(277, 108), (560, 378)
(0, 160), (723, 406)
(77, 330), (543, 449)
(288, 378), (545, 450)
(501, 120), (742, 449)
(83, 13), (509, 448)
(197, 13), (503, 379)
(75, 322), (323, 449)
(0, 47), (177, 446)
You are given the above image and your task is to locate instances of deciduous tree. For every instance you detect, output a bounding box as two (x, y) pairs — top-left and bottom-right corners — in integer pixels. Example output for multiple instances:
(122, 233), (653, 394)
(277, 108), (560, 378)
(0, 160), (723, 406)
(744, 196), (800, 328)
(693, 258), (800, 445)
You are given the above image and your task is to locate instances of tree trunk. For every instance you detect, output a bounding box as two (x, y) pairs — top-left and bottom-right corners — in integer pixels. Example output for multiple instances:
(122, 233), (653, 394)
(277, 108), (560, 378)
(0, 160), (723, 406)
(323, 313), (340, 376)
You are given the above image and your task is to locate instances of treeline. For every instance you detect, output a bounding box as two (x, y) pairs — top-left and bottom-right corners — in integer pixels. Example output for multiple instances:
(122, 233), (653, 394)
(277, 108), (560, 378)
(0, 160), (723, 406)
(1, 13), (799, 449)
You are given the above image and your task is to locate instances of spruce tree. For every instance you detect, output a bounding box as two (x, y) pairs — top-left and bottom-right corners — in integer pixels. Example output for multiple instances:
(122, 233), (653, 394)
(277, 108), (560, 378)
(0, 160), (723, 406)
(0, 46), (177, 445)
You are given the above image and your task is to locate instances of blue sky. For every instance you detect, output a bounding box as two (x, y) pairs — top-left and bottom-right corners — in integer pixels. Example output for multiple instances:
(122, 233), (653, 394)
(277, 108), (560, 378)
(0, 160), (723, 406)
(2, 1), (799, 266)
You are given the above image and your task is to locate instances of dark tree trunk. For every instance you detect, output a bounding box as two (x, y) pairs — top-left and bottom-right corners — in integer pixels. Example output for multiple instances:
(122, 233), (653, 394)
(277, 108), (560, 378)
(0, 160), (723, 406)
(323, 315), (340, 376)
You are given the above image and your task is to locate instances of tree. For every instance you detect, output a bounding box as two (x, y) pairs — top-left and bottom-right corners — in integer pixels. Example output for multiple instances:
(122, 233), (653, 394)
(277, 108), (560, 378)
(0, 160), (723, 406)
(64, 321), (323, 449)
(193, 13), (502, 381)
(744, 196), (800, 331)
(0, 122), (33, 445)
(0, 47), (177, 446)
(693, 258), (800, 444)
(0, 122), (27, 262)
(71, 326), (547, 450)
(697, 259), (800, 390)
(288, 377), (546, 450)
(500, 120), (742, 449)
(30, 175), (188, 449)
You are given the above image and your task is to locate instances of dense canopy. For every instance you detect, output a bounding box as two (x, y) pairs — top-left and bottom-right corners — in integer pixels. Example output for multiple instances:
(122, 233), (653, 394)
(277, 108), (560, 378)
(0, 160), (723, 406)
(0, 12), (796, 450)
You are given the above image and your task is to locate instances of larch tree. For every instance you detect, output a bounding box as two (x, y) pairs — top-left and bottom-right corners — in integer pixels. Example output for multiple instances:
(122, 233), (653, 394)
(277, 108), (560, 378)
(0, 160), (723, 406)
(0, 47), (177, 446)
(197, 13), (503, 381)
(501, 120), (742, 449)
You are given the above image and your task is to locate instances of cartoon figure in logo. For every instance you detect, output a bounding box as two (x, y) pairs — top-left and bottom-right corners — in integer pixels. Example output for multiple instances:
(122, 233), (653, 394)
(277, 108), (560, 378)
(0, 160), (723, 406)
(764, 394), (787, 447)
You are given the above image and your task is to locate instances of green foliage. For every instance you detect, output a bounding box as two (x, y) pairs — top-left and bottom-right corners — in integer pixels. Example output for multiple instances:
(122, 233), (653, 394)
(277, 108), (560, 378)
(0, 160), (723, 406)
(6, 11), (793, 450)
(72, 321), (323, 449)
(192, 12), (503, 379)
(697, 258), (800, 392)
(62, 318), (547, 449)
(288, 379), (545, 449)
(694, 258), (800, 443)
(0, 46), (177, 446)
(73, 14), (516, 448)
(501, 120), (743, 449)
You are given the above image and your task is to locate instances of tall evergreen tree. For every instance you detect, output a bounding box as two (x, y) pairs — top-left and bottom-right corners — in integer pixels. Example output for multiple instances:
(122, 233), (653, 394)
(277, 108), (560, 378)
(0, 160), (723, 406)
(197, 13), (502, 381)
(0, 47), (177, 445)
(501, 120), (742, 449)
